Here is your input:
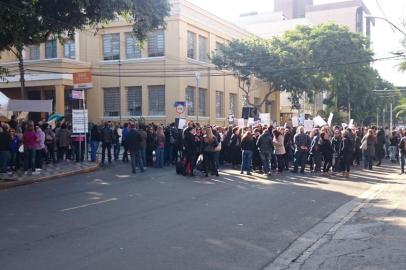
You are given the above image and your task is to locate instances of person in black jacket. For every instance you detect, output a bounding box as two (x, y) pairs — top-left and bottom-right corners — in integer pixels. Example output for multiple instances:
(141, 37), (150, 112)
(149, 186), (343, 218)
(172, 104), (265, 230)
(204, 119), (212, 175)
(100, 122), (114, 165)
(340, 130), (354, 178)
(183, 127), (197, 176)
(240, 130), (255, 175)
(0, 125), (11, 173)
(202, 127), (219, 177)
(126, 124), (145, 174)
(319, 132), (334, 176)
(229, 127), (241, 168)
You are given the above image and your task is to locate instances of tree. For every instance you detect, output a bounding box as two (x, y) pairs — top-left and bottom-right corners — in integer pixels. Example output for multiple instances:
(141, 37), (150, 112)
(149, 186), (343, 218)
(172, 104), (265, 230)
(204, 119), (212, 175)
(0, 0), (170, 98)
(211, 37), (323, 112)
(212, 23), (382, 123)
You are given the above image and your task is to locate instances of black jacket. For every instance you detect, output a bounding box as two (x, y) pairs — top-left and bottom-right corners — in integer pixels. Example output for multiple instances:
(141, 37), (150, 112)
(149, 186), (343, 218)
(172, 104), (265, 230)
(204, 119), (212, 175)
(0, 131), (11, 151)
(241, 137), (256, 151)
(126, 129), (142, 152)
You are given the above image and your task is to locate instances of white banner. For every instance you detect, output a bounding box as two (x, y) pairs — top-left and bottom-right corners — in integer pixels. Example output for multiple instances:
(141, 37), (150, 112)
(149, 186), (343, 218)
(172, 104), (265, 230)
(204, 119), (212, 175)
(313, 115), (327, 127)
(292, 116), (299, 127)
(259, 113), (271, 125)
(237, 118), (245, 128)
(327, 112), (334, 126)
(72, 109), (88, 133)
(304, 120), (314, 132)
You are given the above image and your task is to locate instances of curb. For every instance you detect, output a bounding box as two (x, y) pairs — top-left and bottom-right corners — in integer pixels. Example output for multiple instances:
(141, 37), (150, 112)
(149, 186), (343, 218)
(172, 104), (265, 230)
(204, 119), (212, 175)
(0, 164), (99, 190)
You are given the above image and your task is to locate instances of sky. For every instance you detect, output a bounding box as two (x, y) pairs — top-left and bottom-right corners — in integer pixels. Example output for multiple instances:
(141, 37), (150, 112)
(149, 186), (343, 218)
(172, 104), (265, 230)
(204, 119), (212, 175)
(188, 0), (406, 86)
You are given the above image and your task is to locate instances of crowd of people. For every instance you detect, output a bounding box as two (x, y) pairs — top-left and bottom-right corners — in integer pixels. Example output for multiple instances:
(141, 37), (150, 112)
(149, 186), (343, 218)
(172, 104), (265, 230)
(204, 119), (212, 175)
(89, 120), (406, 177)
(1, 116), (406, 178)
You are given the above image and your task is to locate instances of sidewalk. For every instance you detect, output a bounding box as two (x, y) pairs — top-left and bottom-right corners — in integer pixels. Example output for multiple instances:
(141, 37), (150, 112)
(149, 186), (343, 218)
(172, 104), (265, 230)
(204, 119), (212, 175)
(265, 162), (406, 270)
(298, 175), (406, 270)
(0, 161), (99, 190)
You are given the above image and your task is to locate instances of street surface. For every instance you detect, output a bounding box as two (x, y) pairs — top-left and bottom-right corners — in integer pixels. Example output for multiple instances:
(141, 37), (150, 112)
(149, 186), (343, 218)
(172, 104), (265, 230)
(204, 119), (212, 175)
(0, 162), (402, 270)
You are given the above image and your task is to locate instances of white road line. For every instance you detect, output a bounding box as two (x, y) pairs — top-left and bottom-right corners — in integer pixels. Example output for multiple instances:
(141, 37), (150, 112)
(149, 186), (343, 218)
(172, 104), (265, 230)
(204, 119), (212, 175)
(60, 198), (118, 212)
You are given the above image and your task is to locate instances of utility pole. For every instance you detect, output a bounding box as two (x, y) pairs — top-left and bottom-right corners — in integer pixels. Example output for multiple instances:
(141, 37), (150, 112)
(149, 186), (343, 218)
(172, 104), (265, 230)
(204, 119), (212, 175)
(195, 72), (201, 123)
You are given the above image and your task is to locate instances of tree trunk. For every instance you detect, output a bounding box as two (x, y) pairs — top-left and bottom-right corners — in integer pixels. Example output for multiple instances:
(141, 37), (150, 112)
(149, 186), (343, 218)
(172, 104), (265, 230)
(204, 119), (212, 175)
(17, 45), (25, 100)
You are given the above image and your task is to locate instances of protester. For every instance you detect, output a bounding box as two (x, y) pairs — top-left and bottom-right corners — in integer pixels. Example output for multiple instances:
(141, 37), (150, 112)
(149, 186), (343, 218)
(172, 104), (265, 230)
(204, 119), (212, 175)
(361, 129), (376, 170)
(0, 125), (11, 173)
(292, 126), (311, 173)
(101, 122), (113, 165)
(399, 130), (406, 174)
(240, 130), (255, 175)
(273, 129), (286, 174)
(23, 122), (38, 175)
(126, 124), (145, 174)
(202, 127), (219, 177)
(319, 132), (334, 176)
(257, 127), (273, 176)
(340, 130), (354, 178)
(90, 124), (100, 162)
(155, 126), (165, 168)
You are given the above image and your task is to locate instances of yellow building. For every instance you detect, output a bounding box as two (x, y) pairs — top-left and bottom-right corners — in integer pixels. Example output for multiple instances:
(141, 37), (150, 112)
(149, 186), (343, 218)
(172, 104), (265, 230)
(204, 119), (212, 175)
(0, 0), (280, 125)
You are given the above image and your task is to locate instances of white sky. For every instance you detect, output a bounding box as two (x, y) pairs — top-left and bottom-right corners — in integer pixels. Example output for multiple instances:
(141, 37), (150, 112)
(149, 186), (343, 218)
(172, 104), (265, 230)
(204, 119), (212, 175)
(188, 0), (406, 86)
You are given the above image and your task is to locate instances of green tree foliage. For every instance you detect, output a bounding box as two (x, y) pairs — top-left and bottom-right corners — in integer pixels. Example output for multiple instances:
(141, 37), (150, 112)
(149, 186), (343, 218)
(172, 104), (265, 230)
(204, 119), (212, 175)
(0, 0), (170, 98)
(212, 23), (393, 122)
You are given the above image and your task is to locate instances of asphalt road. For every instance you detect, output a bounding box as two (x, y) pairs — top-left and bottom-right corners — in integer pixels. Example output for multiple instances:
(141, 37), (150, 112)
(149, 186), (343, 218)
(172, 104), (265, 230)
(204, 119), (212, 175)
(0, 162), (391, 270)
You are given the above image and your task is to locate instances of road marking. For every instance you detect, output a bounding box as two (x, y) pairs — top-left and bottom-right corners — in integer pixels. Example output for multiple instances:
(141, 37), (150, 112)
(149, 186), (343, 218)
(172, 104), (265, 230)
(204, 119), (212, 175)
(60, 198), (118, 212)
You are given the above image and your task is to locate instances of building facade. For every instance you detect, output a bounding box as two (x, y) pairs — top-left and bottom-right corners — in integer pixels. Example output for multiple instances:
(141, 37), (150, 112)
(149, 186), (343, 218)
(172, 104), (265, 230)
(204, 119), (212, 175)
(0, 0), (280, 125)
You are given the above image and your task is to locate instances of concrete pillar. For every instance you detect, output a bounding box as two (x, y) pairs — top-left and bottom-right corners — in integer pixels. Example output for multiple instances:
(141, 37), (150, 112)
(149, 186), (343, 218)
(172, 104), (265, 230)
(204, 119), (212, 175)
(55, 85), (65, 115)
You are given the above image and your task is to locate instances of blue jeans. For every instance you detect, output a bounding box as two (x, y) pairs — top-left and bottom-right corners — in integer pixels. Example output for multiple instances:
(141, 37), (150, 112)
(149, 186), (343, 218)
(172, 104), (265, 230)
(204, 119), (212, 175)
(90, 141), (99, 162)
(259, 151), (271, 173)
(213, 151), (220, 171)
(294, 151), (307, 172)
(24, 148), (36, 172)
(130, 150), (144, 173)
(114, 141), (120, 160)
(241, 150), (253, 172)
(141, 148), (146, 167)
(155, 146), (164, 168)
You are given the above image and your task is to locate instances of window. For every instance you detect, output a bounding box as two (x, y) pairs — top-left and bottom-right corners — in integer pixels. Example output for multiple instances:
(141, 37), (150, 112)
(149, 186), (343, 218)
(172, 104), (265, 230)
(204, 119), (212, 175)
(104, 88), (121, 116)
(216, 91), (224, 118)
(45, 39), (57, 59)
(187, 31), (196, 59)
(126, 33), (142, 59)
(127, 86), (142, 116)
(229, 93), (237, 116)
(103, 34), (120, 60)
(149, 85), (165, 115)
(63, 39), (76, 59)
(199, 88), (207, 116)
(215, 42), (224, 57)
(199, 36), (207, 62)
(29, 45), (40, 60)
(148, 30), (165, 57)
(185, 86), (195, 116)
